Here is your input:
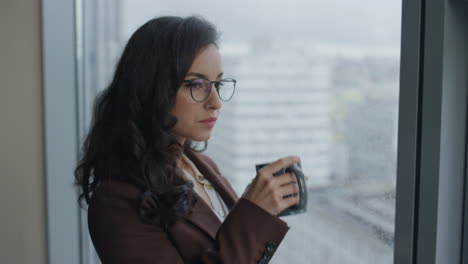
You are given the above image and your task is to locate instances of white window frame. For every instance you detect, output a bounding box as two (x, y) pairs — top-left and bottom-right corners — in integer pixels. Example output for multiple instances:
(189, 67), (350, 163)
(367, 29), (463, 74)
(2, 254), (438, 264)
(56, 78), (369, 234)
(41, 0), (81, 263)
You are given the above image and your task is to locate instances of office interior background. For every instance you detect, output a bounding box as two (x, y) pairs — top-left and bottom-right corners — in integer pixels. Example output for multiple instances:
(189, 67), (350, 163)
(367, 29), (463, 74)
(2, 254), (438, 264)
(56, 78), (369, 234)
(1, 0), (467, 263)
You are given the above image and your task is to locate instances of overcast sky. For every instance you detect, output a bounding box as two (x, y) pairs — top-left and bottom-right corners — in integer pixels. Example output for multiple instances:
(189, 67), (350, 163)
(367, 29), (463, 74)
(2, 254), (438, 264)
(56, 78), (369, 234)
(121, 0), (402, 48)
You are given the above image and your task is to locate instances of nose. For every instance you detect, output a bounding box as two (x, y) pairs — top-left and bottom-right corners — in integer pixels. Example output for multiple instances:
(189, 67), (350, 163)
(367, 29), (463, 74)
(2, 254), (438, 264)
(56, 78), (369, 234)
(206, 86), (222, 110)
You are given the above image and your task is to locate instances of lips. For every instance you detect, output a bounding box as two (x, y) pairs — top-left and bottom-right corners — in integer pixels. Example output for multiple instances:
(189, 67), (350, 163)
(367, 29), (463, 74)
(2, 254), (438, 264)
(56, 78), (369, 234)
(200, 117), (217, 122)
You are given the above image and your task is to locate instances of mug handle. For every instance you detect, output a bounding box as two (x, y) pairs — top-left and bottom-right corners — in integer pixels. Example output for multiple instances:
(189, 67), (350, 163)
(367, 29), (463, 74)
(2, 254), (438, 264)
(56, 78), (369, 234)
(281, 163), (308, 216)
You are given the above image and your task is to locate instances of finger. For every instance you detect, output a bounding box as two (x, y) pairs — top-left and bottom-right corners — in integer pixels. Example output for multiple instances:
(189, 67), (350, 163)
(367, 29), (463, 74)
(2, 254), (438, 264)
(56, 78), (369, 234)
(276, 172), (297, 187)
(286, 194), (301, 206)
(259, 156), (300, 176)
(279, 181), (299, 196)
(305, 175), (309, 181)
(280, 189), (300, 205)
(288, 181), (300, 194)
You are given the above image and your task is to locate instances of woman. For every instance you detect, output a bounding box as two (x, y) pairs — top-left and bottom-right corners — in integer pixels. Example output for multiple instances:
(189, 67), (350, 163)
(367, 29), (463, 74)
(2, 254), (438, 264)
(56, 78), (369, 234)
(75, 15), (305, 264)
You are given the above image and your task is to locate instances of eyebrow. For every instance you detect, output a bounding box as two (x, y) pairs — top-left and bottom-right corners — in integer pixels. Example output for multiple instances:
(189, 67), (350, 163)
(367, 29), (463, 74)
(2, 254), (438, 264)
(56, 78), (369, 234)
(186, 72), (224, 80)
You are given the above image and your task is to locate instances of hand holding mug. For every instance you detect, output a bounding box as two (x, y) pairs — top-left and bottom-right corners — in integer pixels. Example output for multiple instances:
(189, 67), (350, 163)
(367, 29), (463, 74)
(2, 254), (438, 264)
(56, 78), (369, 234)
(242, 156), (307, 216)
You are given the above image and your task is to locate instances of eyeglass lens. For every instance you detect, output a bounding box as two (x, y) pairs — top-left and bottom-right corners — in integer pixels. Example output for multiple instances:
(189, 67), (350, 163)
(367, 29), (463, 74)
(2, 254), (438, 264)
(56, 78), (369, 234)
(189, 79), (235, 102)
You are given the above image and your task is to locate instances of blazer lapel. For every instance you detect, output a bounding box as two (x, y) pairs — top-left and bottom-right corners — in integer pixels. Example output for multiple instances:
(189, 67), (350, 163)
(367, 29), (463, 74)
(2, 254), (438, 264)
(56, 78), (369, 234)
(185, 149), (238, 208)
(180, 149), (239, 240)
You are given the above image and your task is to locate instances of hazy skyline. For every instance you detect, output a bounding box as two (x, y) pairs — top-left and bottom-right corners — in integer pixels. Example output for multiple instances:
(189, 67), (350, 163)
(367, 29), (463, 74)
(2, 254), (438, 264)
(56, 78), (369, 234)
(121, 0), (402, 47)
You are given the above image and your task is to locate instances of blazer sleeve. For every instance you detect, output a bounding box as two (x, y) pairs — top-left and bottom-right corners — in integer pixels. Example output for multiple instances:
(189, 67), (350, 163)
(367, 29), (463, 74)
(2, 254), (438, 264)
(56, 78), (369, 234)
(181, 152), (291, 263)
(202, 198), (290, 264)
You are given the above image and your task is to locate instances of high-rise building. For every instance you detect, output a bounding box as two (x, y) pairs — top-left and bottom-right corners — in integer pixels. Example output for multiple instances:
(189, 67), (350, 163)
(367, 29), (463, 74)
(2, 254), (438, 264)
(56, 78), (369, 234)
(205, 39), (333, 195)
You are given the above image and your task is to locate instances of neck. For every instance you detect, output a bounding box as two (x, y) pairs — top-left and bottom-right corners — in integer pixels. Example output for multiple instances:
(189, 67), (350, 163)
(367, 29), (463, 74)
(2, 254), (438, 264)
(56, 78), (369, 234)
(176, 154), (189, 171)
(178, 156), (196, 180)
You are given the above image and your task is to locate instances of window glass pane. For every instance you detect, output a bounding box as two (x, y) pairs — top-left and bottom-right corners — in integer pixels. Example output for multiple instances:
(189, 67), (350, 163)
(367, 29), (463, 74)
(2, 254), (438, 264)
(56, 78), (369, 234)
(79, 1), (401, 263)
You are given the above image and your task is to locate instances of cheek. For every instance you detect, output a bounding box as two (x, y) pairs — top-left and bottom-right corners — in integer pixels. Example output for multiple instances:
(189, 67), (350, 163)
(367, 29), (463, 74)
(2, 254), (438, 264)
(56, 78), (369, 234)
(172, 93), (196, 122)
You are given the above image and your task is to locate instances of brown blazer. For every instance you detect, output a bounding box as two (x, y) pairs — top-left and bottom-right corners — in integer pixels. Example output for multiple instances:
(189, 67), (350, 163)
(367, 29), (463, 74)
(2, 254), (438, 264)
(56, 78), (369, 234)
(88, 149), (290, 264)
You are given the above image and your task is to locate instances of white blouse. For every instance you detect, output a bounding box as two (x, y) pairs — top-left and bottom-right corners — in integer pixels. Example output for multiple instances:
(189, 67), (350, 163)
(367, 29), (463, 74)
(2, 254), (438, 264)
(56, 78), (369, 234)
(181, 154), (229, 222)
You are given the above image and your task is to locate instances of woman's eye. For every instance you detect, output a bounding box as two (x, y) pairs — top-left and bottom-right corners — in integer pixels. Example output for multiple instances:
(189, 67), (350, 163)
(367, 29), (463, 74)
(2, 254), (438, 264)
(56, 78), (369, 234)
(188, 81), (203, 89)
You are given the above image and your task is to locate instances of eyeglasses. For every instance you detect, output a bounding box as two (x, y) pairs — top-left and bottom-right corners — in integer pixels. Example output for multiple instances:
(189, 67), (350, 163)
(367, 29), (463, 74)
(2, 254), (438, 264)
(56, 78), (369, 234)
(183, 78), (236, 102)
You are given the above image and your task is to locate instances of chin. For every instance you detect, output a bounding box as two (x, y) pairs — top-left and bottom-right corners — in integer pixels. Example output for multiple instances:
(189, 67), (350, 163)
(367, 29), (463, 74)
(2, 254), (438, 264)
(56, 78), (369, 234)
(190, 132), (212, 142)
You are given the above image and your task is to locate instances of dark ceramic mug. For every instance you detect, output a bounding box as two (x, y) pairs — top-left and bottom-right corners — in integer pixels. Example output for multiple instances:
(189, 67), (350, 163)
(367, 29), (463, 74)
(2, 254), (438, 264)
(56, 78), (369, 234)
(255, 161), (308, 217)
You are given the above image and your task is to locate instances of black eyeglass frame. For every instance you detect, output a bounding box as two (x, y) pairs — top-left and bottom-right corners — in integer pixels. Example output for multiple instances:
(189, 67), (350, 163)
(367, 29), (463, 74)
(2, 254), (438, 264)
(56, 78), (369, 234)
(183, 77), (237, 102)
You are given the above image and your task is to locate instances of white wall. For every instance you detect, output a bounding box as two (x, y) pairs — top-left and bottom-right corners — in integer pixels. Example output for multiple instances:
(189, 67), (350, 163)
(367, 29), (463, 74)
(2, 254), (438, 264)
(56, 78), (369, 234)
(0, 1), (47, 263)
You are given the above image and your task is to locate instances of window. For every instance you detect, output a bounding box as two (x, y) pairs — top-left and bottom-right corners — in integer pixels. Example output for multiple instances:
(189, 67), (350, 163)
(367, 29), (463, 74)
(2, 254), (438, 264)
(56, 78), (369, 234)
(41, 0), (468, 263)
(78, 1), (401, 263)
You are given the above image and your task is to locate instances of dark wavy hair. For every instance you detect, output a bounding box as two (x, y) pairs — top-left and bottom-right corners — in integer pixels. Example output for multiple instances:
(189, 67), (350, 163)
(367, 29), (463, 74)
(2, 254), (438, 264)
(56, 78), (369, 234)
(74, 16), (220, 231)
